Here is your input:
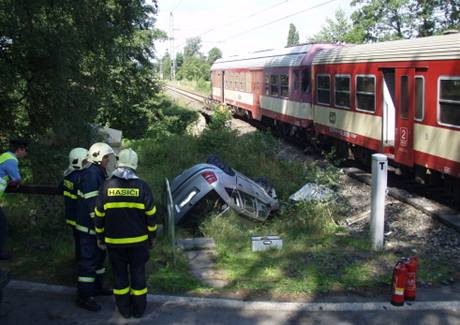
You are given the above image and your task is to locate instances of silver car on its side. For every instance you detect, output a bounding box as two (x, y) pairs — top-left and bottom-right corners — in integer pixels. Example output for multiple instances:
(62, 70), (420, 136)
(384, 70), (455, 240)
(169, 156), (279, 223)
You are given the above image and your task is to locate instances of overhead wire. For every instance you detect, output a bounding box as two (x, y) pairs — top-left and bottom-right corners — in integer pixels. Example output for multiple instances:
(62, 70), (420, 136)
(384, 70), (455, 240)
(174, 0), (289, 51)
(171, 0), (184, 13)
(221, 0), (340, 42)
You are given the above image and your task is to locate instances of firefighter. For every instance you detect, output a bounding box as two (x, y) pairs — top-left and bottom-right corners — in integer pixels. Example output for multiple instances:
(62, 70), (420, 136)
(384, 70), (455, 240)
(0, 139), (28, 260)
(62, 148), (88, 261)
(75, 142), (116, 311)
(94, 148), (157, 319)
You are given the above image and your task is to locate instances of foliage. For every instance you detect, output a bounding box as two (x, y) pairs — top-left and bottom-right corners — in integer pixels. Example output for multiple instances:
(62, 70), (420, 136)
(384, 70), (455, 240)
(161, 51), (172, 80)
(309, 9), (364, 44)
(207, 47), (223, 65)
(286, 23), (300, 46)
(176, 56), (210, 81)
(183, 37), (203, 58)
(0, 0), (164, 182)
(350, 0), (460, 42)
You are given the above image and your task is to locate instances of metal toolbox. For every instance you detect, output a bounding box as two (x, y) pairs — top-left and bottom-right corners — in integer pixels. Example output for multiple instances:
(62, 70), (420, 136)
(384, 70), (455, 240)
(251, 236), (283, 252)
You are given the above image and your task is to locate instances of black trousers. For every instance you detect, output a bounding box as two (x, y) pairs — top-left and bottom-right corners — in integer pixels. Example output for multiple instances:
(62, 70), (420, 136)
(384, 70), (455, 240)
(108, 244), (149, 315)
(77, 232), (106, 297)
(0, 207), (6, 255)
(73, 228), (80, 262)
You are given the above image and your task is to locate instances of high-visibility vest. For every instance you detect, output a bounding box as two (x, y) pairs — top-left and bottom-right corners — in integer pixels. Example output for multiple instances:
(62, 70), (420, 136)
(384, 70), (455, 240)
(0, 152), (18, 199)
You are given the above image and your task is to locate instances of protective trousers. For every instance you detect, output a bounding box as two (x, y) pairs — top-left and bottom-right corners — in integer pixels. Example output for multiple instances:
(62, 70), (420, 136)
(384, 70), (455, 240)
(0, 207), (6, 255)
(77, 232), (106, 297)
(73, 229), (80, 262)
(108, 244), (149, 316)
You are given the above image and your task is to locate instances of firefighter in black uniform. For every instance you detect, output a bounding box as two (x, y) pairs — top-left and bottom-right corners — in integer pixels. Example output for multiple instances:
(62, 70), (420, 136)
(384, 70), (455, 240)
(62, 147), (88, 261)
(75, 142), (116, 311)
(94, 148), (157, 319)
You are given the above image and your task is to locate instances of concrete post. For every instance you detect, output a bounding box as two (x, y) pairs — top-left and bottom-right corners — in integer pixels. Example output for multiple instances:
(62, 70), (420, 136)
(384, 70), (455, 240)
(370, 154), (388, 251)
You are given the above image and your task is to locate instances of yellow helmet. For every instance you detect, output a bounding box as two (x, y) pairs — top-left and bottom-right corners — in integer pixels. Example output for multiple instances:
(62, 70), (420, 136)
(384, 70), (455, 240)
(87, 142), (114, 163)
(68, 147), (88, 169)
(117, 148), (138, 170)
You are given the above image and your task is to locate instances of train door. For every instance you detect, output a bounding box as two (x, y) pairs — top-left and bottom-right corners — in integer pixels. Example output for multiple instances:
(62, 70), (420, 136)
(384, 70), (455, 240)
(382, 69), (396, 149)
(221, 71), (225, 102)
(394, 68), (415, 166)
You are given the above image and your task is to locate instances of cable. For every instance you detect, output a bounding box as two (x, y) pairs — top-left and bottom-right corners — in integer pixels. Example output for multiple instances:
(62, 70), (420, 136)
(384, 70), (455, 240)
(174, 0), (289, 51)
(171, 0), (184, 13)
(222, 0), (340, 42)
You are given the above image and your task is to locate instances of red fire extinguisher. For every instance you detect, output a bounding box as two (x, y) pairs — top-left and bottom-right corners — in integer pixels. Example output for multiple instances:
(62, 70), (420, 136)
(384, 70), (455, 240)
(391, 259), (408, 306)
(404, 256), (418, 301)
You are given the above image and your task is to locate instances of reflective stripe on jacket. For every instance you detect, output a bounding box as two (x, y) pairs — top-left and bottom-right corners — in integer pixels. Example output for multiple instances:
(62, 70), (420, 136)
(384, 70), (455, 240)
(75, 163), (106, 234)
(94, 175), (157, 246)
(62, 169), (83, 227)
(0, 152), (18, 199)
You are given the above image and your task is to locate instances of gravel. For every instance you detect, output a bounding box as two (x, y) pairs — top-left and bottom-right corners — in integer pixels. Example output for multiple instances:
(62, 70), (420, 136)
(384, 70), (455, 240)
(276, 141), (460, 285)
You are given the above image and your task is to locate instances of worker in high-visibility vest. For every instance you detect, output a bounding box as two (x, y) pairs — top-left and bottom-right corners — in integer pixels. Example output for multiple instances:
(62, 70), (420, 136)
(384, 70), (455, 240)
(94, 148), (157, 319)
(61, 148), (88, 261)
(74, 142), (116, 312)
(0, 139), (28, 260)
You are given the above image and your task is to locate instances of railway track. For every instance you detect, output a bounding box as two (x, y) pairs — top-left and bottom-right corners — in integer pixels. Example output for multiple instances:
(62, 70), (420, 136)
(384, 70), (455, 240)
(165, 84), (460, 232)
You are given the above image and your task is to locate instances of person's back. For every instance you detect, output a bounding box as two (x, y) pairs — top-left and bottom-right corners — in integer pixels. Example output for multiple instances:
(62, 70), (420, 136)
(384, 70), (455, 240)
(97, 176), (154, 246)
(94, 148), (157, 319)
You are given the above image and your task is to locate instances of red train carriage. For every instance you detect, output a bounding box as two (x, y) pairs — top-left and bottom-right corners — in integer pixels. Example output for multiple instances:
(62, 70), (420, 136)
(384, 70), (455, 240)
(312, 33), (460, 181)
(211, 44), (338, 132)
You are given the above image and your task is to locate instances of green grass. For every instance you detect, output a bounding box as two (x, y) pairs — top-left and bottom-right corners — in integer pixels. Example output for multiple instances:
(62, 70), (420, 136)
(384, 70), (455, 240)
(2, 100), (457, 298)
(168, 79), (211, 96)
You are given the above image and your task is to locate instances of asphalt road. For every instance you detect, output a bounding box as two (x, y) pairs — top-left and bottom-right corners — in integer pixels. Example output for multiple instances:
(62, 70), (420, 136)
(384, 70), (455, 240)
(1, 281), (460, 324)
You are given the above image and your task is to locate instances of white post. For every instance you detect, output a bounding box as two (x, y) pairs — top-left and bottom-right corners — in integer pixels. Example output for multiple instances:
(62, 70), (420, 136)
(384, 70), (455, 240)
(370, 154), (387, 251)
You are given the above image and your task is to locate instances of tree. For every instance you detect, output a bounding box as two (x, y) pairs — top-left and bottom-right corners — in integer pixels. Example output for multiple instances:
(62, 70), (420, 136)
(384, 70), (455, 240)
(207, 47), (222, 65)
(176, 56), (210, 81)
(286, 23), (300, 46)
(183, 37), (202, 58)
(309, 9), (364, 43)
(0, 0), (163, 181)
(161, 51), (172, 80)
(435, 0), (460, 32)
(175, 52), (184, 70)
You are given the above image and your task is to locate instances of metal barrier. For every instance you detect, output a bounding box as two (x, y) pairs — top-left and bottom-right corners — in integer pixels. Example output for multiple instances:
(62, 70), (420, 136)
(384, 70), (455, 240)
(165, 178), (176, 266)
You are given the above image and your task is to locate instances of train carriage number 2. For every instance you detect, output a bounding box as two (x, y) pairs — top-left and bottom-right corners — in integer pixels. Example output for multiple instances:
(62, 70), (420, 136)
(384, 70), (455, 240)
(400, 127), (408, 147)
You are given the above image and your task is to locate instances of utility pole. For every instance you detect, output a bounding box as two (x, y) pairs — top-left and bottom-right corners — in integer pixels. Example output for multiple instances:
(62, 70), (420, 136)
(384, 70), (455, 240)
(169, 12), (176, 80)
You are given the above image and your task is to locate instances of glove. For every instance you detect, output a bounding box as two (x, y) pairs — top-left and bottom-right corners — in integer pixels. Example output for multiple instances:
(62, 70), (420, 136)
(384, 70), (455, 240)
(97, 239), (107, 251)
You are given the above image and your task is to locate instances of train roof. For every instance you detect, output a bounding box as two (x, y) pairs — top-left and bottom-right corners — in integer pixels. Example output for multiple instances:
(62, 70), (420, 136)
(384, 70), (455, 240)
(211, 44), (338, 71)
(312, 33), (460, 65)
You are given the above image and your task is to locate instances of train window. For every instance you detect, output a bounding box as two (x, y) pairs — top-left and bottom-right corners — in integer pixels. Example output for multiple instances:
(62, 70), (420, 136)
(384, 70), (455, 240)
(439, 77), (460, 127)
(317, 74), (330, 105)
(280, 74), (289, 97)
(294, 71), (300, 90)
(302, 69), (310, 93)
(356, 75), (375, 112)
(264, 74), (270, 95)
(415, 76), (424, 121)
(400, 76), (409, 119)
(270, 75), (279, 97)
(334, 75), (351, 109)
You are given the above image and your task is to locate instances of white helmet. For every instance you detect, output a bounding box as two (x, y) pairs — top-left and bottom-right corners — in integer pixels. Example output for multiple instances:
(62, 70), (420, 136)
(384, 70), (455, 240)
(117, 148), (138, 170)
(68, 147), (88, 169)
(87, 142), (114, 163)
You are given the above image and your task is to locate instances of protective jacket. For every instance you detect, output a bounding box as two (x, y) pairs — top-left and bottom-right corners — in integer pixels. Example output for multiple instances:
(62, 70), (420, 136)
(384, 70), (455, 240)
(94, 174), (157, 247)
(0, 151), (20, 199)
(75, 164), (106, 235)
(61, 170), (83, 227)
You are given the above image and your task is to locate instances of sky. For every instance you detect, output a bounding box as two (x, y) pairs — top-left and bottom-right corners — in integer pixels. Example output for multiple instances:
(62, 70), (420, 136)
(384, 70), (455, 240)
(153, 0), (353, 60)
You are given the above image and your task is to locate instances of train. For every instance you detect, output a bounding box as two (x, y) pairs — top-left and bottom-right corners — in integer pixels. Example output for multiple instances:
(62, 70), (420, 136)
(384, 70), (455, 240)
(210, 32), (460, 196)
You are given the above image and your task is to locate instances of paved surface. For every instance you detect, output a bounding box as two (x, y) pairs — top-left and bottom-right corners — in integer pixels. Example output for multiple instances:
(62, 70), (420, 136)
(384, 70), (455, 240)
(1, 280), (460, 324)
(177, 238), (228, 288)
